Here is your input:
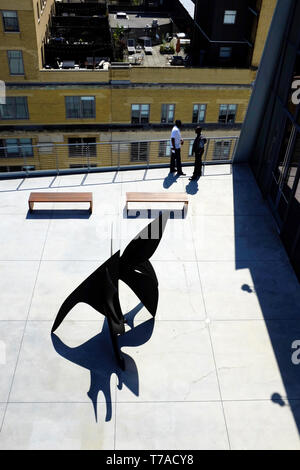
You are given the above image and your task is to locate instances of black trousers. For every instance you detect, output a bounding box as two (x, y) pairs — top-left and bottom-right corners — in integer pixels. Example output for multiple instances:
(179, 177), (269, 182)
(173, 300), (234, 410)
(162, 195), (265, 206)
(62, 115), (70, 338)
(170, 148), (183, 173)
(192, 150), (204, 177)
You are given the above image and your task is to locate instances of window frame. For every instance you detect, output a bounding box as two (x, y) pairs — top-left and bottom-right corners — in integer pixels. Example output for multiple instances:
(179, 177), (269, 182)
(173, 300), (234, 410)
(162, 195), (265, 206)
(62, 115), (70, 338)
(68, 137), (97, 158)
(65, 96), (96, 119)
(192, 104), (206, 123)
(218, 104), (237, 124)
(0, 138), (33, 158)
(223, 10), (237, 25)
(219, 47), (232, 59)
(161, 104), (175, 124)
(213, 140), (232, 160)
(7, 50), (24, 75)
(2, 10), (19, 32)
(131, 104), (150, 124)
(0, 97), (29, 120)
(130, 142), (149, 162)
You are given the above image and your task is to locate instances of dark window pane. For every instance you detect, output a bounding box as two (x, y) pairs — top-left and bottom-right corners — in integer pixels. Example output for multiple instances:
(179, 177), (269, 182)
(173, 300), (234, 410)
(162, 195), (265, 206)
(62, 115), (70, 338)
(141, 104), (149, 123)
(2, 11), (19, 32)
(8, 50), (24, 74)
(131, 105), (140, 123)
(218, 107), (227, 123)
(0, 140), (5, 158)
(66, 97), (79, 118)
(6, 139), (19, 157)
(19, 138), (33, 157)
(15, 97), (28, 118)
(131, 142), (148, 161)
(81, 97), (95, 118)
(161, 104), (167, 123)
(0, 97), (28, 119)
(167, 105), (174, 123)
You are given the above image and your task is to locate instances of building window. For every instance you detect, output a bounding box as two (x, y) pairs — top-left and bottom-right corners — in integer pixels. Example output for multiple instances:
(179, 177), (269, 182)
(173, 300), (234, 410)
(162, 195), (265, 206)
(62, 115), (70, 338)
(158, 140), (171, 157)
(218, 104), (237, 124)
(68, 137), (96, 157)
(130, 142), (148, 162)
(37, 3), (40, 20)
(65, 96), (95, 119)
(7, 51), (24, 75)
(2, 11), (19, 32)
(0, 165), (23, 173)
(131, 104), (150, 124)
(0, 138), (33, 158)
(161, 104), (175, 124)
(192, 104), (206, 123)
(0, 97), (29, 120)
(219, 47), (232, 58)
(224, 10), (237, 24)
(213, 140), (231, 160)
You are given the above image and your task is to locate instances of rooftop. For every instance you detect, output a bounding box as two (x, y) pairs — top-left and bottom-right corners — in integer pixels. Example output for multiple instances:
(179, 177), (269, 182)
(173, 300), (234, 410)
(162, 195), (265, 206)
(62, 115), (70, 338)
(0, 164), (300, 449)
(109, 12), (172, 29)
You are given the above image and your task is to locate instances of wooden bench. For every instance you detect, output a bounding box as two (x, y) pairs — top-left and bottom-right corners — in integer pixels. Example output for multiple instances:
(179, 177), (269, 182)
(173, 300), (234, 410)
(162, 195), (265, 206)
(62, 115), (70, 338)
(126, 192), (188, 216)
(28, 192), (93, 213)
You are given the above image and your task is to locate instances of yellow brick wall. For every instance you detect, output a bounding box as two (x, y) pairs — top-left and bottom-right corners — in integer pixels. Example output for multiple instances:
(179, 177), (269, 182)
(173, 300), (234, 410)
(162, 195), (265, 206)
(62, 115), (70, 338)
(111, 87), (251, 124)
(0, 0), (54, 81)
(34, 66), (256, 84)
(1, 85), (251, 126)
(252, 0), (278, 68)
(129, 67), (256, 85)
(0, 87), (111, 124)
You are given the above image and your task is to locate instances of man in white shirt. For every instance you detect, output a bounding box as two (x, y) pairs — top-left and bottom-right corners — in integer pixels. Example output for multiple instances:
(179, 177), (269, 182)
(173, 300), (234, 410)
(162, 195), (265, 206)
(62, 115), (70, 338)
(170, 119), (185, 176)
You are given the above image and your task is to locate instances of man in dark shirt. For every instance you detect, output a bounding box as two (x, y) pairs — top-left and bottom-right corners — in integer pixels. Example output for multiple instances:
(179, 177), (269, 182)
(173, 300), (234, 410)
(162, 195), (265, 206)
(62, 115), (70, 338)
(189, 126), (207, 181)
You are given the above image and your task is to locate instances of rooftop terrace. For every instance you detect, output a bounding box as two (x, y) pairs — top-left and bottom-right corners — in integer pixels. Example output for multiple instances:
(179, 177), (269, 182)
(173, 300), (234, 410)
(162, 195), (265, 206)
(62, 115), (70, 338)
(0, 164), (300, 449)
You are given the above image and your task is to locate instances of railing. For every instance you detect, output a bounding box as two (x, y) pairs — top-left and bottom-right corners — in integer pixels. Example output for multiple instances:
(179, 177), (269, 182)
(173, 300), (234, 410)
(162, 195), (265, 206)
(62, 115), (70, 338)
(0, 136), (239, 179)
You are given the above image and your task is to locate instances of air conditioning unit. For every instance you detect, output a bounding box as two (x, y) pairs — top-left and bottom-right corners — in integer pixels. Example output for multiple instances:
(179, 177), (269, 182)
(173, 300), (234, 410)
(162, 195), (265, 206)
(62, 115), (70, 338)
(116, 12), (127, 19)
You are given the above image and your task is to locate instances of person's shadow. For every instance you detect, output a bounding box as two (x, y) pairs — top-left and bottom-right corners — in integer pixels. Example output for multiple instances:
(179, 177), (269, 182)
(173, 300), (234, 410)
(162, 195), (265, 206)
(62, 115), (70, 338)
(163, 172), (180, 189)
(51, 303), (154, 422)
(185, 179), (199, 195)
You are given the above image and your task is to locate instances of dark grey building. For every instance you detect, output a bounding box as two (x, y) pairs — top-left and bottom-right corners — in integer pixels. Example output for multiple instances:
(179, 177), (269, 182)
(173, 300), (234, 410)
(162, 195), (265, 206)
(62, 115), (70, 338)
(181, 0), (262, 67)
(235, 0), (300, 281)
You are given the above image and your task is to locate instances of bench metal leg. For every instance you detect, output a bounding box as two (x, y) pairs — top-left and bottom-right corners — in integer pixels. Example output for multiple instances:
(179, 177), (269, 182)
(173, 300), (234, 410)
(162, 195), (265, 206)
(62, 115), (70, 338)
(183, 202), (188, 218)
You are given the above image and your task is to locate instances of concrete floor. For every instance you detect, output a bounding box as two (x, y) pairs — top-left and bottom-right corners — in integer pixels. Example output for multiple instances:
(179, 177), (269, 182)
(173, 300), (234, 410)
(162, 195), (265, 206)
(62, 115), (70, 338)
(125, 44), (186, 67)
(0, 164), (300, 450)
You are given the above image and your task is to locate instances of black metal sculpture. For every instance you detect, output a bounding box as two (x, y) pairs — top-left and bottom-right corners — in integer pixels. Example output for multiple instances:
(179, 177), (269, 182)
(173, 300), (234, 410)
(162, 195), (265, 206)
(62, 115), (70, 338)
(51, 213), (168, 369)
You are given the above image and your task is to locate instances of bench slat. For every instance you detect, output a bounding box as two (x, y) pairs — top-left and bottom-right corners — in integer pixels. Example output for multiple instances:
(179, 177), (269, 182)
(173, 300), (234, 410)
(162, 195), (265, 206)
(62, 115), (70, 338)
(126, 192), (188, 203)
(29, 192), (92, 202)
(28, 192), (93, 212)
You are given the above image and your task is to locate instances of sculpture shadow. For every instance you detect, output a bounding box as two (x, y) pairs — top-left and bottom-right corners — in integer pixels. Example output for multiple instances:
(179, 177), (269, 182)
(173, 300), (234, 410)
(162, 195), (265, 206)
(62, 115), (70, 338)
(51, 303), (155, 422)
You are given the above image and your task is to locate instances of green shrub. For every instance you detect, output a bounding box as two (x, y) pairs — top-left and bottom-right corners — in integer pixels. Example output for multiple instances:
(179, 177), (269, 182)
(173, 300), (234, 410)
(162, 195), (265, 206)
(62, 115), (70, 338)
(160, 45), (175, 54)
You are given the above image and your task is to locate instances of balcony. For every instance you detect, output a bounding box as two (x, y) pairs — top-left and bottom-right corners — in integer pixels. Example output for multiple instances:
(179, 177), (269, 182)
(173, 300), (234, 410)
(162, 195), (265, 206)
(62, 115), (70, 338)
(0, 133), (300, 449)
(44, 1), (113, 68)
(0, 136), (239, 177)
